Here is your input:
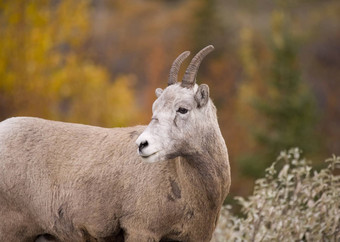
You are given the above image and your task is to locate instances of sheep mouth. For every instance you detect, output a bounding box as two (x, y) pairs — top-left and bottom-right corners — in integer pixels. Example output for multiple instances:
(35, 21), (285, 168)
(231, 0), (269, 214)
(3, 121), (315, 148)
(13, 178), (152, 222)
(140, 152), (158, 159)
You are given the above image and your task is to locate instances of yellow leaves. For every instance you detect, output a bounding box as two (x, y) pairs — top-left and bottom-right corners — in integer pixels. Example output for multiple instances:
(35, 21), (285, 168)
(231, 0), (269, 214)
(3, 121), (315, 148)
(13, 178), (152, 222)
(26, 1), (48, 27)
(0, 0), (140, 128)
(105, 75), (139, 127)
(54, 0), (89, 47)
(0, 1), (20, 25)
(48, 54), (139, 127)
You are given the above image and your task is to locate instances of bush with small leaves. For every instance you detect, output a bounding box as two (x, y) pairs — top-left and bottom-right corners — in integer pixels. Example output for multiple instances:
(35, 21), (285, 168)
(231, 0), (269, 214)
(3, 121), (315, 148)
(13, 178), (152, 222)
(214, 148), (340, 241)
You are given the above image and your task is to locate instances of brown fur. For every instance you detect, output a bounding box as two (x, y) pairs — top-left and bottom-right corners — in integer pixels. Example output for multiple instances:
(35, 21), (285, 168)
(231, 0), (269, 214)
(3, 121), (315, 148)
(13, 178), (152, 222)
(0, 115), (230, 241)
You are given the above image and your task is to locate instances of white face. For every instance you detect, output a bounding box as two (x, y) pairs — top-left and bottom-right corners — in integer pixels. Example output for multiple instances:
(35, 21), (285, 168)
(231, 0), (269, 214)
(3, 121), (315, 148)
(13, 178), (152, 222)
(136, 83), (214, 163)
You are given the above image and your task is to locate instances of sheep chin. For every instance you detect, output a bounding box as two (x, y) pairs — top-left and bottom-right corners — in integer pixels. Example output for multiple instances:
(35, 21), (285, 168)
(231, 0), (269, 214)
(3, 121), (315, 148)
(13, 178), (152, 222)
(140, 152), (164, 163)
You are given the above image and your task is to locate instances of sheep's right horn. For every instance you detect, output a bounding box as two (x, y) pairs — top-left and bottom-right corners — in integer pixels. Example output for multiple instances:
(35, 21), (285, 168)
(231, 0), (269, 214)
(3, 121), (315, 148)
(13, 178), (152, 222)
(168, 51), (190, 86)
(182, 45), (214, 88)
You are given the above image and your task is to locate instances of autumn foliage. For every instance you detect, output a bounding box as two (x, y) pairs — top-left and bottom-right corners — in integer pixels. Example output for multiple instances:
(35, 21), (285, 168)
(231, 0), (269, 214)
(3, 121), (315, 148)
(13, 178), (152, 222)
(0, 0), (339, 198)
(0, 0), (138, 127)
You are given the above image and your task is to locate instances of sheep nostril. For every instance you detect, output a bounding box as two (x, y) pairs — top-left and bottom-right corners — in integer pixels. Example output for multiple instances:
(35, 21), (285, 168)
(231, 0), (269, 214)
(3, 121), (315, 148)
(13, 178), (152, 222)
(139, 141), (149, 152)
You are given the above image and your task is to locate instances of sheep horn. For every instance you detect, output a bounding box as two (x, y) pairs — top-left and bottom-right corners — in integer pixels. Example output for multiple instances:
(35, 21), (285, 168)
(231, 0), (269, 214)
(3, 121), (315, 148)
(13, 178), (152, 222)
(181, 45), (214, 88)
(168, 51), (191, 86)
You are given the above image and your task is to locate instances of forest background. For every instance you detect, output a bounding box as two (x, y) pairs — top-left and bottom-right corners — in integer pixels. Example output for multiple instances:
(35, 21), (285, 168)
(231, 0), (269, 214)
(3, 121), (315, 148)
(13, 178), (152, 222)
(0, 0), (339, 203)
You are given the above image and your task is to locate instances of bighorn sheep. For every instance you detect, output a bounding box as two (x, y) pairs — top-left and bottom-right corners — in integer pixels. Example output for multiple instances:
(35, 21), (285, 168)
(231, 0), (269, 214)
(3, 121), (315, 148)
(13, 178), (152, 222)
(0, 45), (230, 242)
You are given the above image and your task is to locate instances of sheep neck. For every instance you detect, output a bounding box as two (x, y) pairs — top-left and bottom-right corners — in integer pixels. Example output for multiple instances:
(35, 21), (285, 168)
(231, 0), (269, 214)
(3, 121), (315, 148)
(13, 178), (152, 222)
(177, 128), (230, 210)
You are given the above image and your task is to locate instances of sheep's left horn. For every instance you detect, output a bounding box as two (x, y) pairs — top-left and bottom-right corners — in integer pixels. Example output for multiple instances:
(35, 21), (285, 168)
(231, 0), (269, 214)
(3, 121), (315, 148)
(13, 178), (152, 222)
(168, 51), (191, 86)
(182, 45), (214, 88)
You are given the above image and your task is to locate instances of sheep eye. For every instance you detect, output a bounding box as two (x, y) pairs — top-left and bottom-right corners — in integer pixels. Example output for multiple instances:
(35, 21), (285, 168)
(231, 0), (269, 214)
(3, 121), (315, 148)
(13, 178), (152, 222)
(177, 107), (188, 114)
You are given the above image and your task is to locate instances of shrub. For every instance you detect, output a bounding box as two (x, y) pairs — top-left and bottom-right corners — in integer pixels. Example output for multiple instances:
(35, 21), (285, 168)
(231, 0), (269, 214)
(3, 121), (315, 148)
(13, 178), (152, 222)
(214, 148), (340, 241)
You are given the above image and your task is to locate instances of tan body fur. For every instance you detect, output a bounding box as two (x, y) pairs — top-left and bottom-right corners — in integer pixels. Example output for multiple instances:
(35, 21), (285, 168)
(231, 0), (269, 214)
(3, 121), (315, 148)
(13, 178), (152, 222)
(0, 117), (230, 241)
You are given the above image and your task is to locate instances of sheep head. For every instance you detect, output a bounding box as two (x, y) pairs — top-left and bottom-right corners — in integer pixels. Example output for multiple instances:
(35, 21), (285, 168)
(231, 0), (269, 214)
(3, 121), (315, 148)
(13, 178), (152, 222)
(136, 45), (217, 163)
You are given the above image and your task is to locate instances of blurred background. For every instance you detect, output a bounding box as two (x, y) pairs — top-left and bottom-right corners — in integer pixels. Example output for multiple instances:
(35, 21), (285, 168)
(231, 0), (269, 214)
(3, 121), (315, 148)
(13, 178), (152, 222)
(0, 0), (339, 200)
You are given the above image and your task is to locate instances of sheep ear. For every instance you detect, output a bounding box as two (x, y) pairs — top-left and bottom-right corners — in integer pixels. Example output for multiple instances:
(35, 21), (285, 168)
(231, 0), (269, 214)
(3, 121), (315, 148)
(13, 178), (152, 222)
(155, 88), (163, 97)
(195, 84), (209, 108)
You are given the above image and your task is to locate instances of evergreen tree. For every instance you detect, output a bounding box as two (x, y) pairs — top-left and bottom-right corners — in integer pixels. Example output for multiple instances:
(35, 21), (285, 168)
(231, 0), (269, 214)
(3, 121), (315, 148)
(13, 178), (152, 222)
(239, 9), (318, 177)
(256, 10), (318, 160)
